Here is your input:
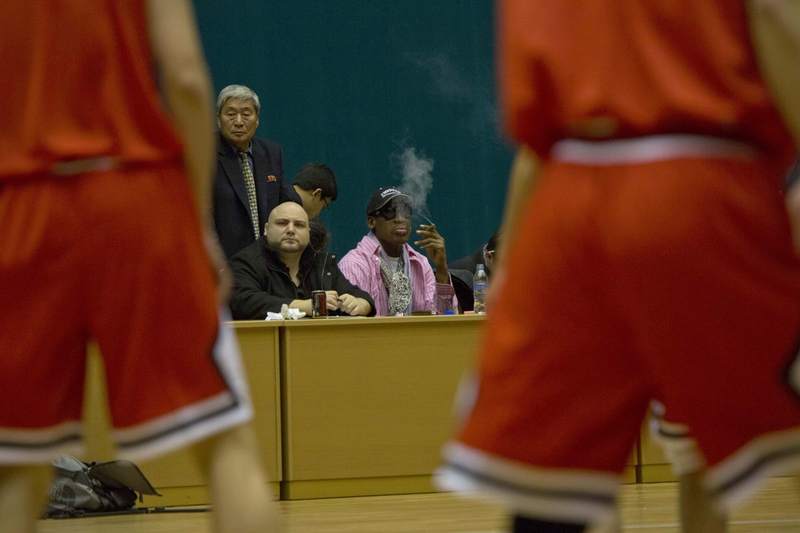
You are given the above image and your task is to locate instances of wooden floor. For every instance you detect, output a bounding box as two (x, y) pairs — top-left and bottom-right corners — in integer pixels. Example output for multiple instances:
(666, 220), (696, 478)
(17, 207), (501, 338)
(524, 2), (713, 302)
(37, 477), (800, 532)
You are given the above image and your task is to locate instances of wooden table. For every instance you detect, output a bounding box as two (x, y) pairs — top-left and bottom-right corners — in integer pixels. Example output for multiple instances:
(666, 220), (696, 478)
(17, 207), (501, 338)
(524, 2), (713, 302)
(279, 315), (486, 499)
(82, 314), (652, 504)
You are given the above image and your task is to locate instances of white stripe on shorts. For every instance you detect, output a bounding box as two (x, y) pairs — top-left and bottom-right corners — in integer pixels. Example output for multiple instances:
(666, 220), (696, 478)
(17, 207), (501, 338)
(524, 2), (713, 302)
(551, 135), (756, 165)
(0, 421), (84, 464)
(437, 441), (620, 524)
(705, 426), (800, 512)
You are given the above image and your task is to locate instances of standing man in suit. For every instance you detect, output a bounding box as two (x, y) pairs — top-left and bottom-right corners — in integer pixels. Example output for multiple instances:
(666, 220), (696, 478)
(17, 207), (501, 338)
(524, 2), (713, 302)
(214, 84), (301, 258)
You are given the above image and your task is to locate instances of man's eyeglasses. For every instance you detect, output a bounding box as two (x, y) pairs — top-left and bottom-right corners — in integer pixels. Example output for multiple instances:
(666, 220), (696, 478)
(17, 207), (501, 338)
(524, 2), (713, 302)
(371, 202), (412, 220)
(322, 197), (330, 210)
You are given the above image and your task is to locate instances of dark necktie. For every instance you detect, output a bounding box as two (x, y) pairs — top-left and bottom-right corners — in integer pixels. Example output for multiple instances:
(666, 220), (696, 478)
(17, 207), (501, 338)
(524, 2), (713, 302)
(239, 151), (260, 239)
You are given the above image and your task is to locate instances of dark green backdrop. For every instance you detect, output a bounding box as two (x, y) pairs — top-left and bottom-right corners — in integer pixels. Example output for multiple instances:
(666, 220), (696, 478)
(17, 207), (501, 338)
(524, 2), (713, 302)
(195, 1), (515, 260)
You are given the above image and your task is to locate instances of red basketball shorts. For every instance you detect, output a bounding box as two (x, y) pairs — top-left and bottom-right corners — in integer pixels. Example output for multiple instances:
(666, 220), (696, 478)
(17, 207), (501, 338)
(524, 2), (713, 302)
(0, 164), (252, 464)
(439, 153), (800, 521)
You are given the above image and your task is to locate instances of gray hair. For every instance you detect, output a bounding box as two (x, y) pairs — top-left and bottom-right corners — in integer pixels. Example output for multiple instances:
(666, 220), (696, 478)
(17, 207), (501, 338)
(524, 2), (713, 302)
(216, 85), (261, 116)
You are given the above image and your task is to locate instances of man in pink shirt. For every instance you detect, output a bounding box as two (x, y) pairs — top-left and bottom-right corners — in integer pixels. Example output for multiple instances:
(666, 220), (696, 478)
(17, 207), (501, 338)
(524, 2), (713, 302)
(339, 187), (458, 316)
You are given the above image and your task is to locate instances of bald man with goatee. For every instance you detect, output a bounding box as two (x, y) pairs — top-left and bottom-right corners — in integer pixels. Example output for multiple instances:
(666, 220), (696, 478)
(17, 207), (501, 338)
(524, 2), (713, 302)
(229, 202), (374, 319)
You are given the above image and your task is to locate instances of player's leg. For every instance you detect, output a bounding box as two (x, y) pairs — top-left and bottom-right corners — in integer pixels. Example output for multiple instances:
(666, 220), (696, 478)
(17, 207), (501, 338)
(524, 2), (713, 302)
(0, 177), (93, 532)
(0, 466), (52, 533)
(85, 166), (276, 532)
(647, 404), (726, 532)
(679, 471), (726, 533)
(191, 424), (279, 533)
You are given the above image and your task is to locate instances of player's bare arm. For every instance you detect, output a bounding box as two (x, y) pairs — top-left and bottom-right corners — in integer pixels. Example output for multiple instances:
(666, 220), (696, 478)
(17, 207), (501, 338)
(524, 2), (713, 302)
(747, 0), (800, 253)
(747, 0), (800, 144)
(147, 0), (230, 298)
(498, 145), (540, 264)
(147, 0), (215, 220)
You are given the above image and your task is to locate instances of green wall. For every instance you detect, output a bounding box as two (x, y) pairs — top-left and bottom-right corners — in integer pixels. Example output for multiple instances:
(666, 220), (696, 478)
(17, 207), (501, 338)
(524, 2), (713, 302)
(196, 0), (515, 260)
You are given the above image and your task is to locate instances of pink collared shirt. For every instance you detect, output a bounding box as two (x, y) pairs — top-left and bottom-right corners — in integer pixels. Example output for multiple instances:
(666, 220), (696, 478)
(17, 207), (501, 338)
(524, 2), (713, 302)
(339, 234), (457, 316)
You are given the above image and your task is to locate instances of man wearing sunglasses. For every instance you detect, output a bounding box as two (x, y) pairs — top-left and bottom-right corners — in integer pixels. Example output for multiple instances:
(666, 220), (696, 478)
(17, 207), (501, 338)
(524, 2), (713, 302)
(339, 187), (458, 316)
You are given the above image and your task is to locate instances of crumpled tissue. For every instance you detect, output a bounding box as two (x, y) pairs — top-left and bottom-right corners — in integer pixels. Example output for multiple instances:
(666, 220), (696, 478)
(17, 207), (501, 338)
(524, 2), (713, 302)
(265, 304), (306, 320)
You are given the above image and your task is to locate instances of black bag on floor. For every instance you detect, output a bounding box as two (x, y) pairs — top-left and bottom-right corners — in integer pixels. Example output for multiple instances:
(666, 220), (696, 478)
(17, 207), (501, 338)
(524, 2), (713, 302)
(46, 454), (161, 518)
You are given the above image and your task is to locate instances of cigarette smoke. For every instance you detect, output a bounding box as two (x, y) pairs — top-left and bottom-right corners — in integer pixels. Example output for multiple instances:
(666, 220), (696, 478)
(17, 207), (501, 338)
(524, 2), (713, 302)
(389, 51), (497, 226)
(406, 50), (499, 134)
(394, 146), (435, 226)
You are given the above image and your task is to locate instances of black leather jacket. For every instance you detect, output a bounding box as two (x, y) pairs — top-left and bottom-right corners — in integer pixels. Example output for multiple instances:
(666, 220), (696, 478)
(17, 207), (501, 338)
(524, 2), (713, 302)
(229, 237), (375, 319)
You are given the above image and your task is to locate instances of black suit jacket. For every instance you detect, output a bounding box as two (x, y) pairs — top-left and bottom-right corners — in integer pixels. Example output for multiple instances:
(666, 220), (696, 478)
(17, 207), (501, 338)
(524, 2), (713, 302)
(213, 132), (302, 258)
(448, 246), (490, 277)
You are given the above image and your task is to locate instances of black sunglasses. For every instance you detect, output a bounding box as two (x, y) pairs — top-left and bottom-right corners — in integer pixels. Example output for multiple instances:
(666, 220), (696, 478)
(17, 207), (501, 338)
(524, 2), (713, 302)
(371, 201), (412, 220)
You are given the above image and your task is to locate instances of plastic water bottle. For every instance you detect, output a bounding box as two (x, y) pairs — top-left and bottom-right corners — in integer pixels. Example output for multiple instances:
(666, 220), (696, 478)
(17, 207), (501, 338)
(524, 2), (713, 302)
(473, 264), (488, 314)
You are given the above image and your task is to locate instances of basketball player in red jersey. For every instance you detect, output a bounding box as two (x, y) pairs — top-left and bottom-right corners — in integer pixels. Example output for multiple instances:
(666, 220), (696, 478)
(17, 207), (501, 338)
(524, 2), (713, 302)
(439, 2), (800, 532)
(0, 1), (276, 532)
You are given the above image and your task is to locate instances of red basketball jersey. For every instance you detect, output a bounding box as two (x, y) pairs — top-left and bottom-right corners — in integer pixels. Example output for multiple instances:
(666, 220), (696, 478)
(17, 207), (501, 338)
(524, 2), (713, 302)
(0, 1), (185, 180)
(498, 0), (795, 166)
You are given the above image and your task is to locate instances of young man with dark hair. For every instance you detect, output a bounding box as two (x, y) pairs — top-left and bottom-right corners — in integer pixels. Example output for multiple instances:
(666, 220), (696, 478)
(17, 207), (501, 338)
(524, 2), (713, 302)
(292, 163), (338, 219)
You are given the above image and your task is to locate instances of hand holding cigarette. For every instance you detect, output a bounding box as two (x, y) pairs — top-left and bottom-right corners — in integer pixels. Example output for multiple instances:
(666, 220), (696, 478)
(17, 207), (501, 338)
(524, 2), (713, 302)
(415, 224), (449, 283)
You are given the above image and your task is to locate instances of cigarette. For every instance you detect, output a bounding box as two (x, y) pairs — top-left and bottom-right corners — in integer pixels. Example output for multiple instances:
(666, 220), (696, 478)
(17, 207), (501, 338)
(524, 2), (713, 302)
(421, 215), (436, 226)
